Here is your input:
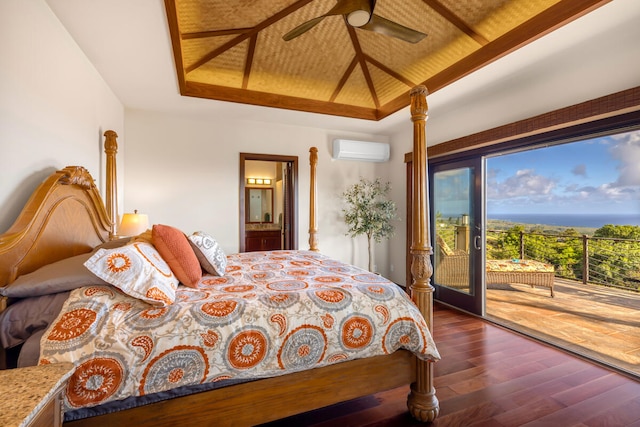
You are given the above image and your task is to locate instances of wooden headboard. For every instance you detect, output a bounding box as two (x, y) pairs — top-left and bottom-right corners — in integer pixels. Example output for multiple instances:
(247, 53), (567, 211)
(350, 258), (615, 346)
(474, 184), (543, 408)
(0, 135), (117, 287)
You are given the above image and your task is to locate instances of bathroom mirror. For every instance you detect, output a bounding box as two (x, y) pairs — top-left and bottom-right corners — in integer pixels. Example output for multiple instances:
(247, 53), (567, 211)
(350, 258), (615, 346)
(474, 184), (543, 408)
(246, 188), (273, 223)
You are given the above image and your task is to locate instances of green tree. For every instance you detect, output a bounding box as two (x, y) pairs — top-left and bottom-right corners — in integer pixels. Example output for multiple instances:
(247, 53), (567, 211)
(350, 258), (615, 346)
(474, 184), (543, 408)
(342, 178), (397, 272)
(590, 225), (640, 289)
(594, 224), (640, 240)
(491, 225), (523, 259)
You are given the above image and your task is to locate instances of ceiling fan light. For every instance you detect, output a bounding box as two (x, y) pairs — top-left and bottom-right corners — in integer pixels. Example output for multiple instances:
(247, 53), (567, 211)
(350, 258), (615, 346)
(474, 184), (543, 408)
(347, 10), (370, 27)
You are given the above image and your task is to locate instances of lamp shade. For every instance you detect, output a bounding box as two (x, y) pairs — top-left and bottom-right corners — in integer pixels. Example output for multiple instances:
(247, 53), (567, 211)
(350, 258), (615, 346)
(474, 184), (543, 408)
(118, 210), (149, 236)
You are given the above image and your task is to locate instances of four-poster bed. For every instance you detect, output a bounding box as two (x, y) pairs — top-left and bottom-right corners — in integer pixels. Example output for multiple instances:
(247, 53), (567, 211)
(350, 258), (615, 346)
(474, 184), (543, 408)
(0, 86), (438, 425)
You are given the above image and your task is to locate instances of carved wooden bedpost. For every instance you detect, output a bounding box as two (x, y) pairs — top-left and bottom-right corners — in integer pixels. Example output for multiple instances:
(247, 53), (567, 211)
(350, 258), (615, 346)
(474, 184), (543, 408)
(407, 85), (439, 422)
(104, 130), (118, 240)
(309, 147), (319, 252)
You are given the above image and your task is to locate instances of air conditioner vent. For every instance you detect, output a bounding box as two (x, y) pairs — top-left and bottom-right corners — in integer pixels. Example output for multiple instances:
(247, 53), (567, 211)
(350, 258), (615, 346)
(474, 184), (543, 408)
(332, 139), (390, 162)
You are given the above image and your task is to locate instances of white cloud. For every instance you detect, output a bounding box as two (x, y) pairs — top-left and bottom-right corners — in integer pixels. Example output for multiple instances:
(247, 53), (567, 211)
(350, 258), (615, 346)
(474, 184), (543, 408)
(488, 168), (556, 200)
(609, 130), (640, 186)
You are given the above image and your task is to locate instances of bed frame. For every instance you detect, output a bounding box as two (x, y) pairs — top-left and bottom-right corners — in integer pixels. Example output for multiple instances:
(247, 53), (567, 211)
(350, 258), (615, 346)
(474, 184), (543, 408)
(0, 86), (438, 425)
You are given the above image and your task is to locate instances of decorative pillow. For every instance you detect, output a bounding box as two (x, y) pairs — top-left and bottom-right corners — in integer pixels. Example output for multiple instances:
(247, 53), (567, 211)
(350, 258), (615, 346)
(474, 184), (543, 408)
(0, 291), (70, 349)
(188, 231), (227, 276)
(0, 253), (108, 298)
(152, 224), (203, 287)
(84, 242), (178, 306)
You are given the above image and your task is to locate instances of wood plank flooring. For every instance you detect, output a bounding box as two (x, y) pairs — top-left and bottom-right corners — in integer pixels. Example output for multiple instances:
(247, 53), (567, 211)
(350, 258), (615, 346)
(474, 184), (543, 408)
(262, 303), (640, 426)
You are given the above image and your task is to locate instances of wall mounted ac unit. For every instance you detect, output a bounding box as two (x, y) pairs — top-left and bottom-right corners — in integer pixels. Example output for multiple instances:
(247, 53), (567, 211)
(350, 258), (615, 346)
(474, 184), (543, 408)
(332, 139), (390, 162)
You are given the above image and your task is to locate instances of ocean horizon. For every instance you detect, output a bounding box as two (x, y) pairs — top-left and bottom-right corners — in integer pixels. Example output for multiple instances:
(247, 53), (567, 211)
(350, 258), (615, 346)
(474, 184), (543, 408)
(487, 213), (640, 229)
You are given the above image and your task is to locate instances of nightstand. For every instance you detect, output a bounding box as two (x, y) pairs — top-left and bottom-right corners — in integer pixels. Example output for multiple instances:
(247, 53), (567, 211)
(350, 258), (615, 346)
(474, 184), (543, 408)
(1, 363), (74, 427)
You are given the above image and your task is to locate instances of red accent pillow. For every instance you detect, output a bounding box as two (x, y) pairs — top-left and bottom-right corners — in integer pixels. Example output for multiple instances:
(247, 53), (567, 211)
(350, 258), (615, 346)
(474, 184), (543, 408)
(152, 224), (202, 288)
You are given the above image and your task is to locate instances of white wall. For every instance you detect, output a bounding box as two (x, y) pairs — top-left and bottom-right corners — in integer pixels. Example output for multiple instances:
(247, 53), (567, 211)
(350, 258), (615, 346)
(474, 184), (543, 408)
(0, 0), (124, 234)
(124, 109), (392, 273)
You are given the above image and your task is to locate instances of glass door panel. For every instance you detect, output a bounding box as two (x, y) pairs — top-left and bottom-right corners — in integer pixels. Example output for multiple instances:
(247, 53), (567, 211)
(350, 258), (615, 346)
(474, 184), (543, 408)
(430, 158), (484, 315)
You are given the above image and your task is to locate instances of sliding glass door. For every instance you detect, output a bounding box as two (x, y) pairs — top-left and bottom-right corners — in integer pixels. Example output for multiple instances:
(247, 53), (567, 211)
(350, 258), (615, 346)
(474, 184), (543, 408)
(430, 158), (484, 315)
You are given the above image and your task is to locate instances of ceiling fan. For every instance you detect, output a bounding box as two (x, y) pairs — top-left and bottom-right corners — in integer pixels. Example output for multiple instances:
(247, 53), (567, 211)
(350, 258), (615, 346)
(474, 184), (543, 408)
(283, 0), (427, 44)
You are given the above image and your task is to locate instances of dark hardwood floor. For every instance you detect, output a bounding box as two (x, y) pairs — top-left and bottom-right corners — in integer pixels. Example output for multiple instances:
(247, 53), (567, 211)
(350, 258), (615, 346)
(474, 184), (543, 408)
(262, 303), (640, 426)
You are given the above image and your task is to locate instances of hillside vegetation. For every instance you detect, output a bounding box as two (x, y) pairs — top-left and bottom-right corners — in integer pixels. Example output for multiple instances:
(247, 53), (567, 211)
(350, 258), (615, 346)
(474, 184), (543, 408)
(486, 223), (640, 292)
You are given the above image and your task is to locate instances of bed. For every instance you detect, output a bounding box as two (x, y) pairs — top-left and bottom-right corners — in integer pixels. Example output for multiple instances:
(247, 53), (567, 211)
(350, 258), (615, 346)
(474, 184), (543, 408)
(0, 86), (439, 425)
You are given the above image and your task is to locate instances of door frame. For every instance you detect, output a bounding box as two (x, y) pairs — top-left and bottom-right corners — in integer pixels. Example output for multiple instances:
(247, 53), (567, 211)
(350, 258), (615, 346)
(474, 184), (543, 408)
(239, 153), (298, 252)
(405, 154), (485, 315)
(429, 157), (485, 315)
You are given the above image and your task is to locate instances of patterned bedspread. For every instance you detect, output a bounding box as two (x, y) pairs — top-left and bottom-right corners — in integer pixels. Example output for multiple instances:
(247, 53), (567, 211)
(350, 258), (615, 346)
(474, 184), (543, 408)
(39, 250), (440, 412)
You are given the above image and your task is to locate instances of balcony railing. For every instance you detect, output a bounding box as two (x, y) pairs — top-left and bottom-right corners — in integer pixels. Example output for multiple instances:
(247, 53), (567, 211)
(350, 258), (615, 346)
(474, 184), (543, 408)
(486, 229), (640, 292)
(435, 218), (640, 293)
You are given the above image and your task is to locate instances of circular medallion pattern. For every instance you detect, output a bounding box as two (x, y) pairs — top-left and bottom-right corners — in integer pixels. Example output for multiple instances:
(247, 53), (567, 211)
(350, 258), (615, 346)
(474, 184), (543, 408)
(127, 304), (180, 330)
(226, 327), (269, 370)
(340, 315), (374, 350)
(308, 288), (352, 311)
(226, 265), (242, 273)
(200, 276), (233, 287)
(44, 301), (108, 351)
(249, 271), (275, 281)
(251, 262), (284, 271)
(382, 318), (424, 354)
(67, 354), (125, 408)
(266, 280), (308, 291)
(290, 260), (312, 268)
(356, 284), (395, 301)
(320, 265), (357, 275)
(190, 298), (245, 326)
(140, 345), (209, 395)
(352, 273), (390, 283)
(176, 289), (209, 303)
(259, 292), (299, 309)
(106, 253), (131, 273)
(221, 284), (256, 293)
(313, 276), (343, 284)
(285, 269), (315, 278)
(278, 325), (327, 370)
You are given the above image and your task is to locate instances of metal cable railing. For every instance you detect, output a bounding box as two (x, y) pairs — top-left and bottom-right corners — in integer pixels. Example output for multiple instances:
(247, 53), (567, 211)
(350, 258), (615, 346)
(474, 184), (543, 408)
(486, 230), (640, 292)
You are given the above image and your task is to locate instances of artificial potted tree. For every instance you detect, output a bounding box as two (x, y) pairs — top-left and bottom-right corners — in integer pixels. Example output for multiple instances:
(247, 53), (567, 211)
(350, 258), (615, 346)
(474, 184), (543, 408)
(342, 178), (397, 272)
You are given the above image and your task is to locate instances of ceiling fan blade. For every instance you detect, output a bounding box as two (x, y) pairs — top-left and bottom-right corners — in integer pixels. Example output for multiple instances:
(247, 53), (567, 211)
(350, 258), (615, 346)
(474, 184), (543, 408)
(360, 14), (427, 43)
(283, 16), (327, 41)
(283, 0), (371, 41)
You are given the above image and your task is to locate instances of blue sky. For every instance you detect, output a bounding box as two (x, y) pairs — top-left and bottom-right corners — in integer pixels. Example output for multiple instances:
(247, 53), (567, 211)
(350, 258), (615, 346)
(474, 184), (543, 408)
(486, 129), (640, 215)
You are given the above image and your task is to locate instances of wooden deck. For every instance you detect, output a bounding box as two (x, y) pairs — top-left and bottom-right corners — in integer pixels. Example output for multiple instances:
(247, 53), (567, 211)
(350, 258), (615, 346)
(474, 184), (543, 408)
(486, 277), (640, 377)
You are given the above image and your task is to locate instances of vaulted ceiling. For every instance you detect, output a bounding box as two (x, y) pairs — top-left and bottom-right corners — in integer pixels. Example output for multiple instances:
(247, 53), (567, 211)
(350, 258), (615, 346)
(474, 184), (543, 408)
(164, 0), (609, 121)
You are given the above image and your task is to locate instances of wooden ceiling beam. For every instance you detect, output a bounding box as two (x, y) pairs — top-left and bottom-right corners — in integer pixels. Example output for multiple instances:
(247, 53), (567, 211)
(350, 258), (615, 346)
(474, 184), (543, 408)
(364, 55), (416, 88)
(421, 0), (489, 46)
(243, 34), (258, 90)
(330, 57), (359, 102)
(184, 0), (315, 74)
(183, 81), (379, 120)
(347, 24), (379, 109)
(181, 28), (252, 39)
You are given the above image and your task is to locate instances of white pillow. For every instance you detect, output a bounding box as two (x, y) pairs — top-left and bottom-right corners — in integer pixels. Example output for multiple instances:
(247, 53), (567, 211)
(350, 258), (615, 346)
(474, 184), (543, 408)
(84, 242), (178, 306)
(187, 231), (227, 276)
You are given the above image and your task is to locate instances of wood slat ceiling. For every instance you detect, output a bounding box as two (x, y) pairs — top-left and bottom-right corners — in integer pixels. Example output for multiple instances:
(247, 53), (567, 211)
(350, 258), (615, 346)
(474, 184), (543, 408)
(165, 0), (610, 121)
